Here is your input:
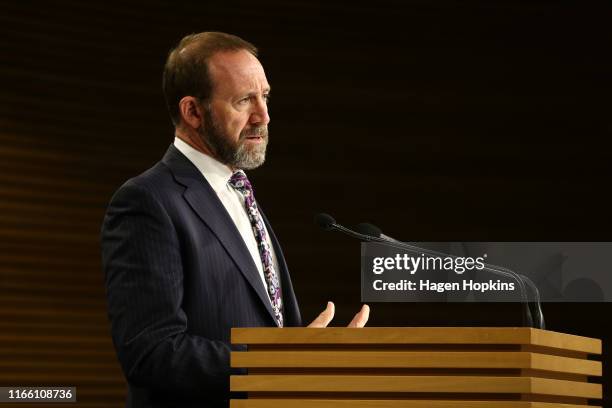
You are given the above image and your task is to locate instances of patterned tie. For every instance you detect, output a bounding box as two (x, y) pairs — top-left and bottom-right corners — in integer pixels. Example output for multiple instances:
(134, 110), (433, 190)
(228, 170), (283, 327)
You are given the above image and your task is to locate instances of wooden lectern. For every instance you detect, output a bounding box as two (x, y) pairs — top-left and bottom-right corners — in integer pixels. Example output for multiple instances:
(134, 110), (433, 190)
(230, 327), (602, 407)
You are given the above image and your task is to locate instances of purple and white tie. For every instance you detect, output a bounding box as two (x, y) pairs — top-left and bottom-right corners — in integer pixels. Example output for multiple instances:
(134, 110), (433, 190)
(228, 170), (283, 327)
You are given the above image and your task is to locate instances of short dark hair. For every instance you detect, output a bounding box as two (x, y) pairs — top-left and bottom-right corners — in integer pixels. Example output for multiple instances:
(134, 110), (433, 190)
(162, 32), (258, 126)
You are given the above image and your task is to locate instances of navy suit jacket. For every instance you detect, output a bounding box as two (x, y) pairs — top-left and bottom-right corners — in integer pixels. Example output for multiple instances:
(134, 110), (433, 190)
(101, 145), (302, 407)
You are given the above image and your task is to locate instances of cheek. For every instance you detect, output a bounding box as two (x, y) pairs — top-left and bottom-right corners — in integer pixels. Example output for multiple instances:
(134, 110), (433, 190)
(228, 115), (251, 138)
(212, 107), (247, 140)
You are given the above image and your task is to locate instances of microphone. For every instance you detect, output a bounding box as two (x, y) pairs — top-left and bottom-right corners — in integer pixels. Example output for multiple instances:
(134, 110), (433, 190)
(315, 213), (536, 328)
(355, 222), (399, 242)
(314, 213), (336, 230)
(353, 221), (545, 329)
(314, 213), (387, 243)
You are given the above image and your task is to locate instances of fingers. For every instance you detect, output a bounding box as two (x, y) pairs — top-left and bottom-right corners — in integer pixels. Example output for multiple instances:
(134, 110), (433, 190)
(348, 304), (370, 328)
(307, 301), (335, 328)
(307, 303), (370, 328)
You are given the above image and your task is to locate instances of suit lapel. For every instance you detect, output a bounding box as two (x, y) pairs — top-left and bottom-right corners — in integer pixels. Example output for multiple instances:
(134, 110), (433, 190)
(162, 145), (277, 324)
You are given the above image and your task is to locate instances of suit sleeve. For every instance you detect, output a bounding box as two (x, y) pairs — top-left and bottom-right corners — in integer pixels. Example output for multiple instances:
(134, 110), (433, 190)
(101, 180), (239, 398)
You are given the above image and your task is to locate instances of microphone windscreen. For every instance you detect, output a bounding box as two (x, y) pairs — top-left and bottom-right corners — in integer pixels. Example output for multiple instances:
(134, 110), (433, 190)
(314, 213), (336, 230)
(355, 222), (383, 238)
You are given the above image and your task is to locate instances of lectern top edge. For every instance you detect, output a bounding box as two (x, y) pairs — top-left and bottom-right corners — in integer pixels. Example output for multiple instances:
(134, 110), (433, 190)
(230, 327), (601, 355)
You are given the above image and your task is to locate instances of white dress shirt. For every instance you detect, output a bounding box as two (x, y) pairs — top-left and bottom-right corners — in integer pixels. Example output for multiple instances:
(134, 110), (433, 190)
(174, 137), (278, 292)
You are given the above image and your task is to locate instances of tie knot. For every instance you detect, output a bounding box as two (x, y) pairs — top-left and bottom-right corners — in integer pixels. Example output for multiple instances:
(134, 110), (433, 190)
(228, 170), (254, 196)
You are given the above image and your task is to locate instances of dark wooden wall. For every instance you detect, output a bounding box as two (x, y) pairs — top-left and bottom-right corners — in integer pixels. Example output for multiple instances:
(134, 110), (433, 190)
(1, 1), (610, 406)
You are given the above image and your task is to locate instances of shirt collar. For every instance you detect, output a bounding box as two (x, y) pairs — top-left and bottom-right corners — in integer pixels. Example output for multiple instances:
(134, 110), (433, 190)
(173, 136), (234, 194)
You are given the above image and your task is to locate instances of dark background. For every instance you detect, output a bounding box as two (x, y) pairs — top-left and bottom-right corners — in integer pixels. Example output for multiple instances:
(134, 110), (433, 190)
(1, 0), (610, 406)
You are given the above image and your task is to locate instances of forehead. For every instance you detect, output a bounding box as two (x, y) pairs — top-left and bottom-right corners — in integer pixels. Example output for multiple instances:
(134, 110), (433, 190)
(207, 50), (269, 97)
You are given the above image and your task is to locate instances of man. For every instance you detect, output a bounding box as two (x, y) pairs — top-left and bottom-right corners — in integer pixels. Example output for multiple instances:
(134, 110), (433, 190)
(101, 32), (369, 408)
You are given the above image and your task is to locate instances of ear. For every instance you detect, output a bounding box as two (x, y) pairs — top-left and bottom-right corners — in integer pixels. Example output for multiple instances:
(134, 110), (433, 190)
(178, 96), (204, 129)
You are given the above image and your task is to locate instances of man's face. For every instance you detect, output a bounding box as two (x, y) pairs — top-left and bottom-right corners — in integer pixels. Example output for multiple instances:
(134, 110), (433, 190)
(198, 50), (271, 170)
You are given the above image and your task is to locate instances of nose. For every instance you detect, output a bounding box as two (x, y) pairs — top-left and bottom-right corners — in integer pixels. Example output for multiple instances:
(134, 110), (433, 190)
(250, 96), (270, 126)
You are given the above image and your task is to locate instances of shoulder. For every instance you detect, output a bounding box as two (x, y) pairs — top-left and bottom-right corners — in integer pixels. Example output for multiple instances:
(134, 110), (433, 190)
(109, 160), (181, 208)
(101, 161), (180, 238)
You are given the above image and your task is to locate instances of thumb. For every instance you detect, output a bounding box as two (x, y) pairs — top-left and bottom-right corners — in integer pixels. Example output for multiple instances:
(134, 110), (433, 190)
(307, 301), (335, 327)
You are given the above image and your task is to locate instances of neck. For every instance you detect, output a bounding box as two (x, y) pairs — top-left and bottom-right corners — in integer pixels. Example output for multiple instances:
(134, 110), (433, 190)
(175, 127), (209, 155)
(175, 128), (238, 172)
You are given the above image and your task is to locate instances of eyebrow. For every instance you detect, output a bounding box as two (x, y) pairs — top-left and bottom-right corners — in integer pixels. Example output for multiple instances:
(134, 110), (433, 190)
(242, 88), (271, 98)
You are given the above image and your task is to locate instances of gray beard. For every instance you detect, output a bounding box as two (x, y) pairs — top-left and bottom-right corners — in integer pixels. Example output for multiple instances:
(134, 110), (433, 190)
(199, 108), (268, 170)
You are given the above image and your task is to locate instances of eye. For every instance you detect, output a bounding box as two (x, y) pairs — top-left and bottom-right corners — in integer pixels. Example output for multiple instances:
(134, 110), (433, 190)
(263, 94), (271, 103)
(237, 97), (250, 105)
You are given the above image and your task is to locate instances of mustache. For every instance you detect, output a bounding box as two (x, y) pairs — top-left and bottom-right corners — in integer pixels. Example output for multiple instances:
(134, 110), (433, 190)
(239, 126), (268, 140)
